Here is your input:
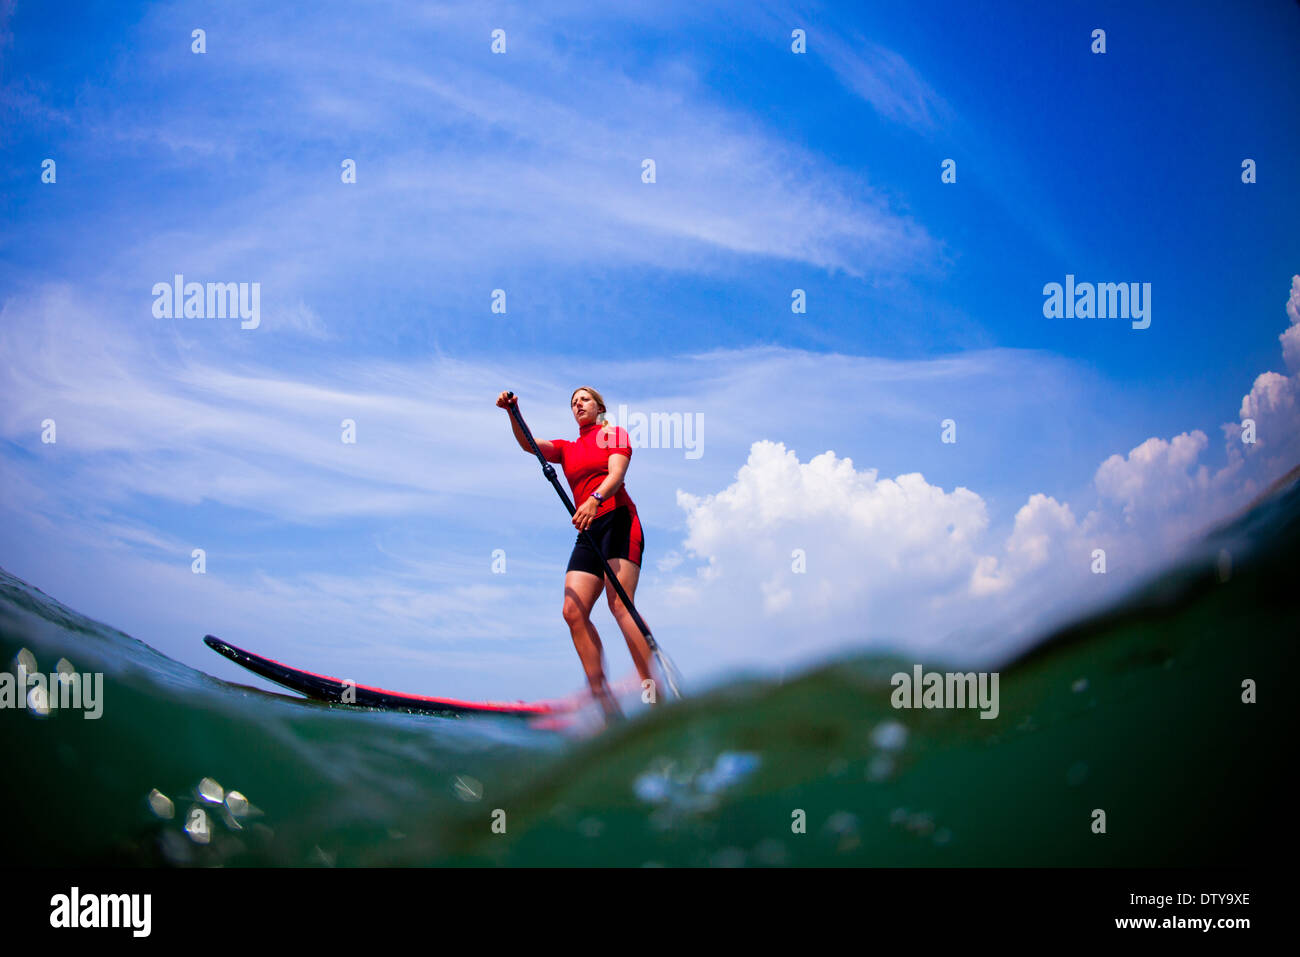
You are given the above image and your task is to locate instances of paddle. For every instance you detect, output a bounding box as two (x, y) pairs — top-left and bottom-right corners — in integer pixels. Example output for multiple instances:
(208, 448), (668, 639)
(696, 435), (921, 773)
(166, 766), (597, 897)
(504, 391), (684, 700)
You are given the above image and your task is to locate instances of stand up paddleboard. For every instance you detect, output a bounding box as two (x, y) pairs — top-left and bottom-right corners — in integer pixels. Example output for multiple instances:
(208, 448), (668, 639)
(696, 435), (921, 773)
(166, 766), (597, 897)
(204, 635), (578, 718)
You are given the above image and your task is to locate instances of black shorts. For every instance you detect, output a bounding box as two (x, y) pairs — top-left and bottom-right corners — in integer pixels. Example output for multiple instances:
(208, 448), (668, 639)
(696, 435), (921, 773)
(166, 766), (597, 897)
(567, 505), (644, 578)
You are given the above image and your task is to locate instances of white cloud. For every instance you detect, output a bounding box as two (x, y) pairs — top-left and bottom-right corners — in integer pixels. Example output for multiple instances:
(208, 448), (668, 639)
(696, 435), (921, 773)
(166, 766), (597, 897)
(1094, 431), (1210, 524)
(817, 34), (952, 131)
(1282, 274), (1300, 373)
(667, 440), (997, 663)
(1239, 371), (1299, 438)
(1218, 276), (1300, 493)
(653, 274), (1300, 673)
(53, 1), (941, 290)
(971, 493), (1086, 597)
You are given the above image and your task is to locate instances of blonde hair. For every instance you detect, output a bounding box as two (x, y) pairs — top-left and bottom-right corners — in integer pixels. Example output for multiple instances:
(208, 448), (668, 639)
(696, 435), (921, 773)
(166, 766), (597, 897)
(570, 385), (609, 424)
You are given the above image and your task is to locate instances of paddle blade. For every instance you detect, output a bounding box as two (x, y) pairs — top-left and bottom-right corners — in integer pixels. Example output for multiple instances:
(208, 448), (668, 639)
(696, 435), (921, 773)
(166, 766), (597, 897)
(653, 648), (685, 700)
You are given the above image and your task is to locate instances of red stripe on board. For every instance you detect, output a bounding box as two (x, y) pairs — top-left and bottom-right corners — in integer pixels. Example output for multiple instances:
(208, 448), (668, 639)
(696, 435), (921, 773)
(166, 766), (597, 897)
(220, 641), (566, 714)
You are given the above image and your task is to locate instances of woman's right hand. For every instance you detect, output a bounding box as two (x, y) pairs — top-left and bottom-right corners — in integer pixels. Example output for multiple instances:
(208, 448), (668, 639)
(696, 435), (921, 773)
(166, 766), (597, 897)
(496, 391), (517, 410)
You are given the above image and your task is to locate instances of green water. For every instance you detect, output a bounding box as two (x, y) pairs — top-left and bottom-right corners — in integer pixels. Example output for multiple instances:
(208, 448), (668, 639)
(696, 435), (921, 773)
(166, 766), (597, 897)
(1, 478), (1294, 866)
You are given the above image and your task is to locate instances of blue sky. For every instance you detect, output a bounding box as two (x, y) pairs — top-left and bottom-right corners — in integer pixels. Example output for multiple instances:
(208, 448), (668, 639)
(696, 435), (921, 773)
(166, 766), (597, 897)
(2, 0), (1298, 701)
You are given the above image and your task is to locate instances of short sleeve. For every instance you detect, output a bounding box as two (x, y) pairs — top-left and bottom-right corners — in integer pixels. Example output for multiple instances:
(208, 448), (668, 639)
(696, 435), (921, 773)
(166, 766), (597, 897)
(603, 426), (632, 459)
(542, 439), (566, 464)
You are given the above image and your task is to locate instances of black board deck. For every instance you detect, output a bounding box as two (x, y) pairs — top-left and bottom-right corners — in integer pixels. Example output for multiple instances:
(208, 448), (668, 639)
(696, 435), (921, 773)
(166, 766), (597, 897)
(204, 635), (576, 718)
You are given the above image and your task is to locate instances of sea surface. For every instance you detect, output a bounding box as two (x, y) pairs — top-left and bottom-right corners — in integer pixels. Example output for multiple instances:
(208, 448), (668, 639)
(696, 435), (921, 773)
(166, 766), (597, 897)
(2, 474), (1295, 866)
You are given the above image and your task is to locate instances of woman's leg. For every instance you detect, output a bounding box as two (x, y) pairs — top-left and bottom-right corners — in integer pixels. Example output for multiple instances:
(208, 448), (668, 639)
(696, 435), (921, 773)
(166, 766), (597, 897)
(562, 570), (621, 717)
(604, 558), (657, 699)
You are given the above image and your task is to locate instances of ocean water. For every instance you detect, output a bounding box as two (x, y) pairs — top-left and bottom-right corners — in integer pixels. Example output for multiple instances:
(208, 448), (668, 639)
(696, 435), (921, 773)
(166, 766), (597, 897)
(1, 475), (1294, 867)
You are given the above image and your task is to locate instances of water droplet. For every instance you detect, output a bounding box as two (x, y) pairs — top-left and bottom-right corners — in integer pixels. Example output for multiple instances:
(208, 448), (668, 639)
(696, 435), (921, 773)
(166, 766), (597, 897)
(871, 720), (908, 751)
(633, 769), (671, 804)
(13, 648), (37, 674)
(453, 775), (483, 802)
(633, 752), (757, 815)
(698, 752), (760, 794)
(225, 790), (251, 817)
(147, 789), (174, 819)
(1072, 678), (1089, 693)
(196, 777), (224, 804)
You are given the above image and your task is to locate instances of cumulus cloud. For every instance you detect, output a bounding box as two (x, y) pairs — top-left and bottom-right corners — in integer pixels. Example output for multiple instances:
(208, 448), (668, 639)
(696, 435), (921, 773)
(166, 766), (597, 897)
(658, 274), (1300, 672)
(667, 441), (995, 663)
(1094, 431), (1211, 524)
(971, 493), (1090, 598)
(1218, 276), (1300, 496)
(1281, 274), (1300, 373)
(1237, 371), (1300, 459)
(660, 439), (1119, 670)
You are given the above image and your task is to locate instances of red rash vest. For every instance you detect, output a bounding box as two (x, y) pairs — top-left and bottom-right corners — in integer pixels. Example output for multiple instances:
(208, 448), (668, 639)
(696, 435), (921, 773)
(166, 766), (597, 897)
(543, 421), (636, 518)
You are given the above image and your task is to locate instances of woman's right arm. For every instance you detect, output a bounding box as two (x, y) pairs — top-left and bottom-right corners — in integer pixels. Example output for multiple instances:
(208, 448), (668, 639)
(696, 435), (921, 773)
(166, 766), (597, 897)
(496, 392), (556, 458)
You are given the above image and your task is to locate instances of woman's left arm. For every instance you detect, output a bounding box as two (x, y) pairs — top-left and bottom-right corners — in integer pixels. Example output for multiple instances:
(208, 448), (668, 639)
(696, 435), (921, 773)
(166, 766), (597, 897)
(596, 454), (629, 499)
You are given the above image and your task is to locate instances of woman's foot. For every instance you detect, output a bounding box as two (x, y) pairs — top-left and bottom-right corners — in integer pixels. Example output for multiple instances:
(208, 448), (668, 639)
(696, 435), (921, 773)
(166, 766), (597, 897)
(593, 678), (624, 721)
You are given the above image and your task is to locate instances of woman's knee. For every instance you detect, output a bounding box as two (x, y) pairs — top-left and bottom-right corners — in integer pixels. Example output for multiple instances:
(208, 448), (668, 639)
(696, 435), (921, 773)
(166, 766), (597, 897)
(562, 597), (589, 627)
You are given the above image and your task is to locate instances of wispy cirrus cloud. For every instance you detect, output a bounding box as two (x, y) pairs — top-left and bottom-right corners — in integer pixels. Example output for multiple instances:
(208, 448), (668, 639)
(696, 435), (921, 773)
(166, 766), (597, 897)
(15, 0), (942, 305)
(815, 32), (952, 132)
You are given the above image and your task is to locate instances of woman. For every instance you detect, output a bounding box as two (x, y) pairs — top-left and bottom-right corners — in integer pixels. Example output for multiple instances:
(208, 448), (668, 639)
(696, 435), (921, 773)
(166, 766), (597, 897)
(497, 387), (653, 718)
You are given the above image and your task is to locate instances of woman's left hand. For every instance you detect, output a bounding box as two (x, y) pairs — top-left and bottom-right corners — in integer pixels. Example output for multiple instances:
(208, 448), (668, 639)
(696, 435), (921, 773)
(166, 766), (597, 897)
(573, 497), (600, 531)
